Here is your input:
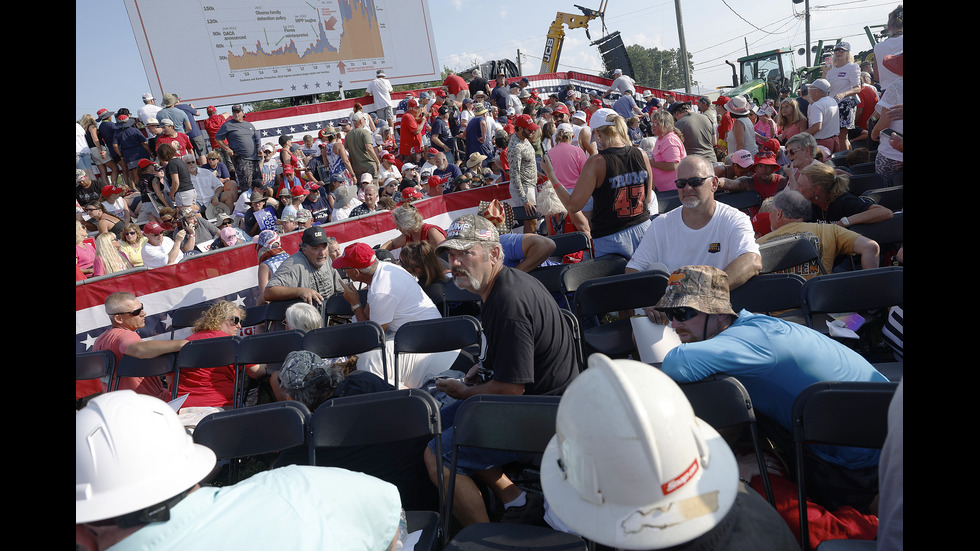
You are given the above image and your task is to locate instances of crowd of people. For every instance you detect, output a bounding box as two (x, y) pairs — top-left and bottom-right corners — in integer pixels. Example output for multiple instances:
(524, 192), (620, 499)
(77, 5), (902, 549)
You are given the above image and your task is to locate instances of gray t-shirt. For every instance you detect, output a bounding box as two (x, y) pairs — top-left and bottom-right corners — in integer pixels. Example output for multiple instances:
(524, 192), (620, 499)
(266, 250), (343, 298)
(215, 119), (260, 160)
(675, 112), (716, 162)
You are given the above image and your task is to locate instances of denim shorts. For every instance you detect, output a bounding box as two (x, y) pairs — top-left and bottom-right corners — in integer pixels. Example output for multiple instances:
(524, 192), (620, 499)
(592, 218), (651, 258)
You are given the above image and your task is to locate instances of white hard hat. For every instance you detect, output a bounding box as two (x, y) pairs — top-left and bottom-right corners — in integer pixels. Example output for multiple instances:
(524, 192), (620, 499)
(541, 355), (739, 550)
(76, 390), (216, 525)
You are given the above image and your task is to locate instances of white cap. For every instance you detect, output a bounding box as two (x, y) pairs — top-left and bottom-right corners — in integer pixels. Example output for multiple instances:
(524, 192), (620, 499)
(572, 110), (588, 123)
(588, 108), (619, 131)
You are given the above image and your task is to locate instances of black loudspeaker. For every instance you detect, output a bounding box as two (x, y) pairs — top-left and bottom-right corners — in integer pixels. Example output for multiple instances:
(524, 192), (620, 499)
(593, 32), (634, 79)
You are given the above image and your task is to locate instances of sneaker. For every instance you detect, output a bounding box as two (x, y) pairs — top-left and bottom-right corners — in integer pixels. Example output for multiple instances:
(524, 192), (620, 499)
(499, 491), (546, 526)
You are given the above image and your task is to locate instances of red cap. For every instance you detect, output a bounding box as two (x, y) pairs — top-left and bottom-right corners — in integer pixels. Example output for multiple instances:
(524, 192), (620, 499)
(427, 175), (444, 188)
(553, 104), (570, 115)
(407, 99), (419, 108)
(290, 185), (309, 196)
(713, 96), (730, 106)
(435, 89), (448, 97)
(207, 106), (217, 114)
(137, 159), (155, 169)
(514, 114), (539, 132)
(142, 221), (165, 236)
(102, 184), (125, 197)
(332, 242), (377, 270)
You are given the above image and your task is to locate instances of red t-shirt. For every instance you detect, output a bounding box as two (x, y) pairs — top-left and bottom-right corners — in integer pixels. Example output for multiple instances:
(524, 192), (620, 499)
(155, 132), (193, 158)
(855, 85), (879, 130)
(93, 327), (170, 400)
(177, 330), (237, 409)
(400, 113), (423, 156)
(444, 74), (467, 95)
(717, 111), (734, 144)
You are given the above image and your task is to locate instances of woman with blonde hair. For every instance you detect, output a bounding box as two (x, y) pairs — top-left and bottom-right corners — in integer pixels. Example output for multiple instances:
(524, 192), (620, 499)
(178, 300), (249, 409)
(381, 203), (446, 251)
(544, 108), (655, 258)
(649, 109), (687, 192)
(775, 98), (807, 144)
(76, 221), (96, 278)
(92, 232), (134, 277)
(118, 223), (147, 267)
(822, 41), (862, 152)
(797, 163), (893, 226)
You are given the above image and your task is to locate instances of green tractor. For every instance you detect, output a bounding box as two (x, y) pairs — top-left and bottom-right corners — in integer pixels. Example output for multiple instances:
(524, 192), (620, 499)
(719, 25), (886, 108)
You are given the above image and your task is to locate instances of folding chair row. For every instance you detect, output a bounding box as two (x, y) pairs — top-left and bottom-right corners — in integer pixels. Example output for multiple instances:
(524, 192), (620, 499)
(192, 390), (445, 550)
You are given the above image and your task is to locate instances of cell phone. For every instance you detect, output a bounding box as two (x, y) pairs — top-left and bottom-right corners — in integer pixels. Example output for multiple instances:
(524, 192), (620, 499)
(880, 128), (902, 139)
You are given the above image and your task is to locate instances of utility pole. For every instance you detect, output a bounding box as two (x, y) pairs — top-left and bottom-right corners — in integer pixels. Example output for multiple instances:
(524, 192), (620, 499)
(793, 0), (812, 66)
(517, 49), (522, 75)
(674, 0), (692, 93)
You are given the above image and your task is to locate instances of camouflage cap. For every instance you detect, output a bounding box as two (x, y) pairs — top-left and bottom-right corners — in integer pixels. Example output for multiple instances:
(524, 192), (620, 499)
(436, 214), (499, 254)
(277, 350), (347, 390)
(654, 265), (736, 316)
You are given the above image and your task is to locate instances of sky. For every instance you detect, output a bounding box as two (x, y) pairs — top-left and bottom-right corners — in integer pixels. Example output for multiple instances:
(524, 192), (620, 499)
(75, 0), (899, 122)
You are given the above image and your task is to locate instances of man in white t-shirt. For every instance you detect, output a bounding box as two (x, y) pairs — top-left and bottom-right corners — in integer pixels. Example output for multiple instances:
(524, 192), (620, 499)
(140, 221), (190, 268)
(626, 156), (761, 322)
(366, 69), (394, 130)
(333, 243), (463, 388)
(602, 68), (636, 99)
(804, 79), (841, 153)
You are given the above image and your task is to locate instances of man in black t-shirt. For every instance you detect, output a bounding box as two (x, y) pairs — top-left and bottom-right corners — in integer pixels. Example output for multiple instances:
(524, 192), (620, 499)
(424, 214), (577, 528)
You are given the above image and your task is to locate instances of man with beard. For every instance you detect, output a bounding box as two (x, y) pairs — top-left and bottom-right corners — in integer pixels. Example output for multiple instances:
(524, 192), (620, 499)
(424, 214), (577, 528)
(262, 226), (343, 307)
(626, 155), (761, 324)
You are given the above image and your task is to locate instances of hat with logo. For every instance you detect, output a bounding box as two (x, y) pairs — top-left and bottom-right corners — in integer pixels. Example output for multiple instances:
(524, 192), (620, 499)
(436, 214), (499, 254)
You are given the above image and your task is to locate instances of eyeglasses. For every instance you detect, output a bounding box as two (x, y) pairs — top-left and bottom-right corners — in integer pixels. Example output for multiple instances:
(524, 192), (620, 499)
(111, 304), (144, 317)
(675, 176), (710, 189)
(226, 316), (242, 326)
(785, 148), (800, 156)
(663, 307), (701, 322)
(123, 231), (138, 236)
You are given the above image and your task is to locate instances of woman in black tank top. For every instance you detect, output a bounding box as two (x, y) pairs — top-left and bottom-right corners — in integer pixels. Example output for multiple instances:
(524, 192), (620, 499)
(543, 109), (655, 256)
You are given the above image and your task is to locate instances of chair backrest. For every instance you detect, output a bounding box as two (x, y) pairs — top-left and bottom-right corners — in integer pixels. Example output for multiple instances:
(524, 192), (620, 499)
(573, 269), (669, 319)
(446, 395), (560, 536)
(730, 273), (807, 315)
(846, 173), (888, 197)
(559, 254), (628, 298)
(792, 380), (898, 550)
(242, 303), (269, 329)
(527, 264), (568, 295)
(76, 350), (116, 385)
(848, 161), (875, 175)
(173, 336), (241, 402)
(394, 316), (482, 389)
(451, 394), (561, 454)
(193, 400), (311, 484)
(800, 266), (903, 329)
(301, 322), (389, 382)
(263, 299), (304, 331)
(716, 190), (762, 213)
(759, 237), (824, 275)
(860, 185), (903, 212)
(849, 211), (903, 249)
(559, 308), (584, 373)
(308, 389), (444, 515)
(194, 400), (311, 458)
(655, 190), (681, 213)
(548, 231), (592, 258)
(442, 278), (481, 317)
(169, 302), (215, 339)
(235, 330), (305, 408)
(680, 376), (776, 506)
(112, 352), (177, 391)
(323, 289), (369, 325)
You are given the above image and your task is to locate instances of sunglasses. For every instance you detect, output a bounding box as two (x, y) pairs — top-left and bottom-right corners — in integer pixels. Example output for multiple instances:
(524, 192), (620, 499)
(663, 307), (700, 322)
(111, 304), (144, 317)
(123, 231), (138, 236)
(675, 176), (710, 189)
(226, 316), (242, 326)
